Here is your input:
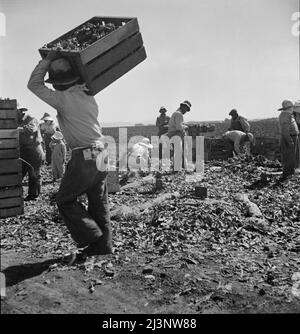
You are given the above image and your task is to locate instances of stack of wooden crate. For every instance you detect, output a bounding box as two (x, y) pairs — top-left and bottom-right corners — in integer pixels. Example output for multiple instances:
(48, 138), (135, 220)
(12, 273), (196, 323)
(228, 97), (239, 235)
(0, 99), (23, 219)
(251, 137), (280, 161)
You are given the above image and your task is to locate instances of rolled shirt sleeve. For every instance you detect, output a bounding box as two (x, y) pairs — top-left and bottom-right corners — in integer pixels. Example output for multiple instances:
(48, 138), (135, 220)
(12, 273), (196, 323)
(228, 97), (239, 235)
(27, 59), (60, 109)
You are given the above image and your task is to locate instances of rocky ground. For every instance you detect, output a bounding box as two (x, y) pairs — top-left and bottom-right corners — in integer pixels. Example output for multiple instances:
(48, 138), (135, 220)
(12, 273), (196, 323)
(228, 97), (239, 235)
(1, 155), (300, 314)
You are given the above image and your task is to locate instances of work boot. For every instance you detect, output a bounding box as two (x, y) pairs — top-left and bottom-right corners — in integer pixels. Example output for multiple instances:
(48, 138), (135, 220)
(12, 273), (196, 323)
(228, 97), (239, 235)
(83, 237), (113, 257)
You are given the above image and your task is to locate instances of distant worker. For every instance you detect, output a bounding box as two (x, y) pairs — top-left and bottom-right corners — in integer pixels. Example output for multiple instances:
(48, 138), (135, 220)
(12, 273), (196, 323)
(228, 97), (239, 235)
(49, 131), (67, 182)
(156, 106), (170, 137)
(278, 100), (299, 180)
(167, 100), (192, 170)
(228, 109), (250, 133)
(168, 100), (192, 139)
(223, 130), (254, 156)
(40, 112), (58, 165)
(17, 107), (45, 201)
(127, 137), (153, 172)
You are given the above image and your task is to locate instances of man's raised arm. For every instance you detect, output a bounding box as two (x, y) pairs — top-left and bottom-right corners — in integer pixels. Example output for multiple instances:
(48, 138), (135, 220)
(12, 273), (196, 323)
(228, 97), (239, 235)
(27, 51), (60, 109)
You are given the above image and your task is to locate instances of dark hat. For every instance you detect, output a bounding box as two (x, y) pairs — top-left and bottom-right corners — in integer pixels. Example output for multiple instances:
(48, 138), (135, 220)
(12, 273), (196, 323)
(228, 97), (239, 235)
(18, 107), (28, 112)
(229, 109), (238, 116)
(159, 106), (167, 113)
(278, 100), (293, 111)
(180, 100), (192, 111)
(41, 112), (51, 120)
(45, 58), (80, 86)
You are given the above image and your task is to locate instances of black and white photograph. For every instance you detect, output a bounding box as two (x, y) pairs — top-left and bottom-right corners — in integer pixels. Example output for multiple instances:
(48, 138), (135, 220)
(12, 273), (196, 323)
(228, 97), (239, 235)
(0, 0), (299, 320)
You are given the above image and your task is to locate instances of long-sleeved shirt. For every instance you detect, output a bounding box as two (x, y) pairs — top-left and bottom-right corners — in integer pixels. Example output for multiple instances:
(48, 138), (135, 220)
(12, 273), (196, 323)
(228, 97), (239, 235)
(50, 140), (67, 164)
(229, 116), (250, 133)
(279, 111), (299, 142)
(27, 59), (103, 149)
(168, 109), (186, 136)
(156, 115), (170, 136)
(224, 130), (248, 154)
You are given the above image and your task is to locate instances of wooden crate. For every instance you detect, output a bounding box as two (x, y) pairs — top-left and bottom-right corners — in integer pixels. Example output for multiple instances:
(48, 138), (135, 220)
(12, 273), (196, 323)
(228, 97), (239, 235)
(0, 99), (17, 109)
(0, 99), (18, 129)
(0, 173), (22, 188)
(107, 170), (120, 193)
(0, 206), (24, 219)
(0, 186), (23, 199)
(251, 137), (280, 160)
(0, 99), (23, 219)
(39, 16), (147, 95)
(204, 138), (233, 161)
(0, 159), (21, 174)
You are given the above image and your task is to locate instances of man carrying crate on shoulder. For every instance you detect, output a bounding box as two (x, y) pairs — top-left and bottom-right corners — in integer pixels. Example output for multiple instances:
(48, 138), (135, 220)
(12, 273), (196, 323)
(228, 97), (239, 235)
(27, 51), (112, 261)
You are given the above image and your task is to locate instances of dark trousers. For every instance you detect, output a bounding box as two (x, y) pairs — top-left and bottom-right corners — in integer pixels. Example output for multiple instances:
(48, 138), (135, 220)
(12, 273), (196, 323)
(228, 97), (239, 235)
(56, 149), (112, 250)
(281, 134), (299, 176)
(22, 164), (41, 198)
(21, 147), (43, 198)
(43, 134), (52, 164)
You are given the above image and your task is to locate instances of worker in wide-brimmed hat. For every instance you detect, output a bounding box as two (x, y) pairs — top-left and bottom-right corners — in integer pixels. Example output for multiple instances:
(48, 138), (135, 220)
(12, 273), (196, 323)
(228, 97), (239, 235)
(127, 137), (153, 172)
(49, 131), (66, 182)
(17, 107), (45, 201)
(28, 50), (112, 260)
(168, 100), (192, 139)
(167, 100), (192, 171)
(40, 113), (58, 165)
(278, 100), (299, 180)
(156, 106), (170, 137)
(44, 58), (81, 88)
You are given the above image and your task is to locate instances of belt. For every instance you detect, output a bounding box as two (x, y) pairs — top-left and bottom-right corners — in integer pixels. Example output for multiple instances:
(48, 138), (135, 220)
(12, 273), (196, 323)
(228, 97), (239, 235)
(72, 144), (103, 152)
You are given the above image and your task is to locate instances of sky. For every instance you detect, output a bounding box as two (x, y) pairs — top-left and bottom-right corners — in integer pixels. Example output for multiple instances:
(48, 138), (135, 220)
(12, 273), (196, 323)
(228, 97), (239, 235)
(0, 0), (299, 125)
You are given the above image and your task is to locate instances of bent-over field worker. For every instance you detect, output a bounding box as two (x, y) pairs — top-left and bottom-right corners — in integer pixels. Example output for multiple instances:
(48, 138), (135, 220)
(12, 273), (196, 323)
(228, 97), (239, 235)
(17, 107), (45, 201)
(278, 100), (299, 180)
(223, 130), (254, 156)
(127, 137), (153, 172)
(28, 51), (112, 259)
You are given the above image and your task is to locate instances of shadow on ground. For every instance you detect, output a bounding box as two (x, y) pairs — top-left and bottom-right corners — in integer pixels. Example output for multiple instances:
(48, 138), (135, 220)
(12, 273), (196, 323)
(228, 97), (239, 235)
(3, 258), (60, 287)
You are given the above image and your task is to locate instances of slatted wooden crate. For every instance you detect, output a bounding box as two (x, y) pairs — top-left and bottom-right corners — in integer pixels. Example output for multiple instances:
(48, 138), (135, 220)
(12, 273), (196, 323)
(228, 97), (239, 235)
(204, 138), (233, 161)
(39, 16), (147, 96)
(0, 99), (24, 219)
(251, 137), (280, 160)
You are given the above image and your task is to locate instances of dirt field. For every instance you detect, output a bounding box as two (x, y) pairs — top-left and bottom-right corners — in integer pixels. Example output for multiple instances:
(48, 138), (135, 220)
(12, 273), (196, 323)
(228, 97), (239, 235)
(1, 156), (300, 314)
